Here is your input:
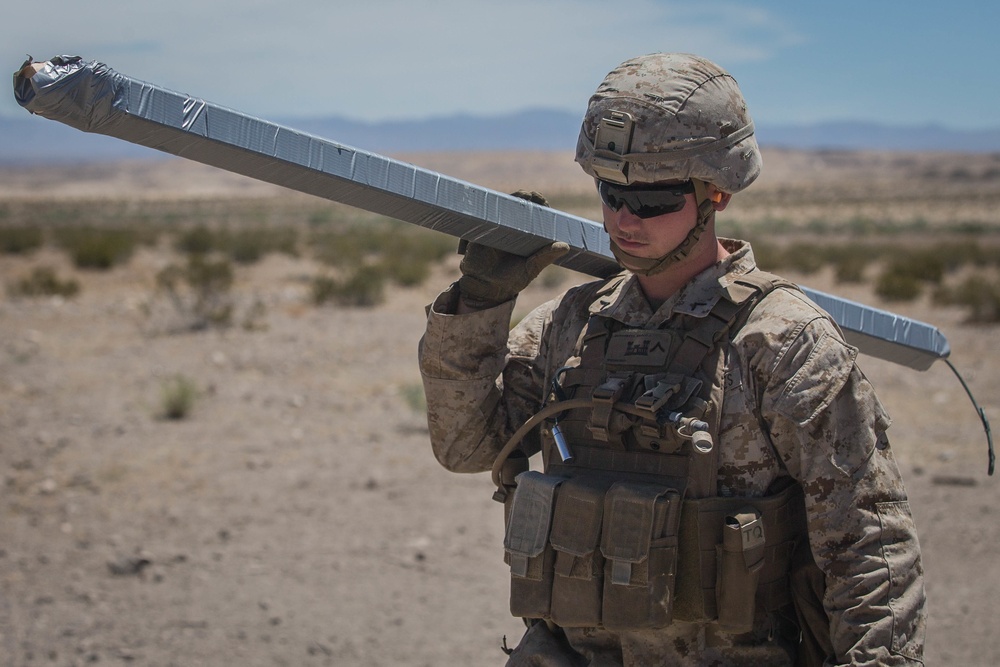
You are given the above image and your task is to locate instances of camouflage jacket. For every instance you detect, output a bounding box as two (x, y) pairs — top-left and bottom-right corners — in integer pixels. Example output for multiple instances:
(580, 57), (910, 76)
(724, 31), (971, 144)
(419, 240), (926, 666)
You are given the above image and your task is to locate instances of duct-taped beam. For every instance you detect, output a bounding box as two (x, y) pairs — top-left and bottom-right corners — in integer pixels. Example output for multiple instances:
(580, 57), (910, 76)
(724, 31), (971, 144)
(12, 56), (951, 371)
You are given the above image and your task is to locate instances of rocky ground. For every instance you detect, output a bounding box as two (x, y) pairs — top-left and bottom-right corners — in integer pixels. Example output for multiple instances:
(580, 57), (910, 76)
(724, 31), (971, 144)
(1, 151), (999, 666)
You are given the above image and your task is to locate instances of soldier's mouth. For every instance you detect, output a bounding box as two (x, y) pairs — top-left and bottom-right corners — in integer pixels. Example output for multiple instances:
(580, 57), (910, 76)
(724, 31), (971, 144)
(614, 235), (648, 252)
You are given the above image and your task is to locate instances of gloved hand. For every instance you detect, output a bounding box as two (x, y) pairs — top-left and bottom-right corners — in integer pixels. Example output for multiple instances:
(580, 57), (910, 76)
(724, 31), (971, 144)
(457, 190), (569, 310)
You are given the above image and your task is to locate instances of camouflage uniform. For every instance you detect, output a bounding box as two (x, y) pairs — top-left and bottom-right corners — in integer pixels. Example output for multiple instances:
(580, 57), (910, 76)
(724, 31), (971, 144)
(419, 239), (926, 665)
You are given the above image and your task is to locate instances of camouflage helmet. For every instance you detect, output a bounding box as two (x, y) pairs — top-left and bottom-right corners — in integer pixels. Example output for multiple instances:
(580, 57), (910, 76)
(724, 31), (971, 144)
(575, 53), (761, 193)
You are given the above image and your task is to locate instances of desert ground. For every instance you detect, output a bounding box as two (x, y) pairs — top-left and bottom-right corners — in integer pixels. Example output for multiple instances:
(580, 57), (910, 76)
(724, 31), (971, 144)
(1, 149), (999, 666)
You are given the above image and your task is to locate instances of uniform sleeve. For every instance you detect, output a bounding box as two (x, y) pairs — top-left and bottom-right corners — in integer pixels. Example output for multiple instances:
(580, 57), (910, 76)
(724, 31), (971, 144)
(760, 310), (926, 666)
(418, 283), (552, 473)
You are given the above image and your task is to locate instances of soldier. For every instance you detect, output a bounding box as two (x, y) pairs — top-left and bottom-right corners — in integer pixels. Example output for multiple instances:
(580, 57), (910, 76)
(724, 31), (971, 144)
(418, 53), (926, 666)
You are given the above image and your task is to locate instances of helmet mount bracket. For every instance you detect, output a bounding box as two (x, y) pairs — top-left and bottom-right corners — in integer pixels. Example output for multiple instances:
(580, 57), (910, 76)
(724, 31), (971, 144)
(591, 111), (635, 185)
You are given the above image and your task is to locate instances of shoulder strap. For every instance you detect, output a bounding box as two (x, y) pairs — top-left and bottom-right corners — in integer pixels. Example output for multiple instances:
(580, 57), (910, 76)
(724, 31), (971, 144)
(671, 270), (793, 378)
(680, 270), (794, 498)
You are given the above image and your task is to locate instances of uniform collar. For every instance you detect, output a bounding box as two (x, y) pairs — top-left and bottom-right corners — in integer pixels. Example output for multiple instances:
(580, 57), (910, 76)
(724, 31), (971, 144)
(589, 239), (757, 327)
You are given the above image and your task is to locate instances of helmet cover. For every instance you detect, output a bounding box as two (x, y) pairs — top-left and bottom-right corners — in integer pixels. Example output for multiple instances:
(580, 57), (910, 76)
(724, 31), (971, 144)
(576, 53), (761, 193)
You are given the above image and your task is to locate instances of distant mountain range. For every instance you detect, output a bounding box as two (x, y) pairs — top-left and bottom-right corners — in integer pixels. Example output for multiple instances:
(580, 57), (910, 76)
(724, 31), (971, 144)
(2, 108), (999, 165)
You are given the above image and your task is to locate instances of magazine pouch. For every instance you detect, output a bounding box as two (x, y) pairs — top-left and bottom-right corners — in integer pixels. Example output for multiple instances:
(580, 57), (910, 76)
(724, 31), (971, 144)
(548, 476), (611, 627)
(599, 481), (682, 631)
(504, 471), (565, 619)
(715, 506), (766, 633)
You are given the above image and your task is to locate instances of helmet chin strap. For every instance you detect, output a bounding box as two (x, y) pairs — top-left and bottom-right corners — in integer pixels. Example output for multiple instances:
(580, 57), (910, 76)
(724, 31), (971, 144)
(608, 179), (717, 277)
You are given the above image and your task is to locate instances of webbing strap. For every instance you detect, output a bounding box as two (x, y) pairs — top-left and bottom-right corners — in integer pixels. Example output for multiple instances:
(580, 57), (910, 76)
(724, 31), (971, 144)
(673, 271), (792, 499)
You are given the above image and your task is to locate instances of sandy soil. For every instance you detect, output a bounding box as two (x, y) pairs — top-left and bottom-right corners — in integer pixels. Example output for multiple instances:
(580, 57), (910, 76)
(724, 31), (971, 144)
(1, 151), (999, 666)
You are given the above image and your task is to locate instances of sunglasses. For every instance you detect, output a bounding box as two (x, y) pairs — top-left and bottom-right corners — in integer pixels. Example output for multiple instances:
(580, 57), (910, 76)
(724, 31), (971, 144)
(597, 179), (695, 219)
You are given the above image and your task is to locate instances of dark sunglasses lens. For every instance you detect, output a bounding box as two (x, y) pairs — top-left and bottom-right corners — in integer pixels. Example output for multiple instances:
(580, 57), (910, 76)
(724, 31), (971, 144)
(598, 181), (691, 219)
(602, 189), (622, 211)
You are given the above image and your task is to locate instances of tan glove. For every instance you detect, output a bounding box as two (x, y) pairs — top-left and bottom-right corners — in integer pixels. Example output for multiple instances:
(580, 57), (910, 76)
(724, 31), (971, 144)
(457, 191), (569, 310)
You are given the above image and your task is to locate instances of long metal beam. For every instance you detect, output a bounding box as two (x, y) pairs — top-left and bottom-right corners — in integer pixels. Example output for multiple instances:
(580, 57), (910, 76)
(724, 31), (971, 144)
(12, 56), (951, 370)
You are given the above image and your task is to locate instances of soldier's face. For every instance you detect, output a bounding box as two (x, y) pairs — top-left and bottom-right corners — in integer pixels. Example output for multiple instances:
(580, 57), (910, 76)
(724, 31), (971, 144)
(602, 192), (700, 259)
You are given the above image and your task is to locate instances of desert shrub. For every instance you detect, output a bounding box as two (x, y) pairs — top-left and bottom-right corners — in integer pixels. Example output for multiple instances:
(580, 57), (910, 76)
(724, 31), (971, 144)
(239, 298), (269, 331)
(805, 218), (831, 235)
(310, 229), (371, 268)
(334, 265), (385, 306)
(307, 209), (335, 227)
(381, 231), (454, 286)
(952, 221), (990, 235)
(832, 253), (869, 284)
(311, 265), (386, 307)
(175, 225), (299, 264)
(934, 240), (993, 269)
(311, 222), (452, 289)
(782, 242), (828, 275)
(934, 275), (1000, 323)
(874, 267), (922, 302)
(175, 225), (218, 255)
(310, 275), (340, 305)
(399, 383), (427, 414)
(747, 240), (783, 272)
(156, 256), (235, 329)
(0, 226), (44, 255)
(752, 241), (830, 275)
(929, 242), (965, 272)
(222, 227), (298, 264)
(54, 227), (136, 270)
(9, 266), (80, 298)
(755, 218), (794, 235)
(846, 217), (879, 236)
(133, 225), (164, 248)
(828, 243), (886, 284)
(885, 248), (946, 285)
(400, 228), (454, 264)
(159, 374), (198, 420)
(382, 256), (433, 287)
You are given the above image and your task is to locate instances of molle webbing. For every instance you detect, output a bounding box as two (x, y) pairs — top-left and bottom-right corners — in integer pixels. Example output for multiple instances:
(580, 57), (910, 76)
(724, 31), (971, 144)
(549, 446), (689, 488)
(553, 269), (794, 496)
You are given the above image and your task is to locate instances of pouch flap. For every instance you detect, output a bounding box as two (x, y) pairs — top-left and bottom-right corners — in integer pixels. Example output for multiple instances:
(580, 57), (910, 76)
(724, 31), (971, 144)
(504, 471), (564, 558)
(550, 477), (608, 557)
(600, 482), (677, 564)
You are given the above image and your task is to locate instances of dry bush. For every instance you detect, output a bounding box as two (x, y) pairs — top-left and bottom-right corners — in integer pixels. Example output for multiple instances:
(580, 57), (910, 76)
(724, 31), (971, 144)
(52, 226), (137, 270)
(311, 266), (386, 307)
(158, 374), (199, 420)
(151, 256), (237, 331)
(934, 275), (1000, 323)
(175, 224), (299, 264)
(309, 221), (453, 302)
(0, 226), (44, 255)
(8, 266), (80, 298)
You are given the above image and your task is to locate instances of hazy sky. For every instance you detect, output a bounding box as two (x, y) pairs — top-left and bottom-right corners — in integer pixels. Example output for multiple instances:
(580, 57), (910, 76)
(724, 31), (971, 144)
(3, 1), (997, 129)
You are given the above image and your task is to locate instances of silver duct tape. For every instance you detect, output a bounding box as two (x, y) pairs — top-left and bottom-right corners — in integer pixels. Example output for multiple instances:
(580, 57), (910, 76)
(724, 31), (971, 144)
(13, 56), (950, 371)
(13, 56), (615, 277)
(800, 288), (950, 371)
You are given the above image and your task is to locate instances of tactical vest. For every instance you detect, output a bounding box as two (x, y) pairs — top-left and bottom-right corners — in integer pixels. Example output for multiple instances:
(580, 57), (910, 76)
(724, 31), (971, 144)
(495, 271), (808, 634)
